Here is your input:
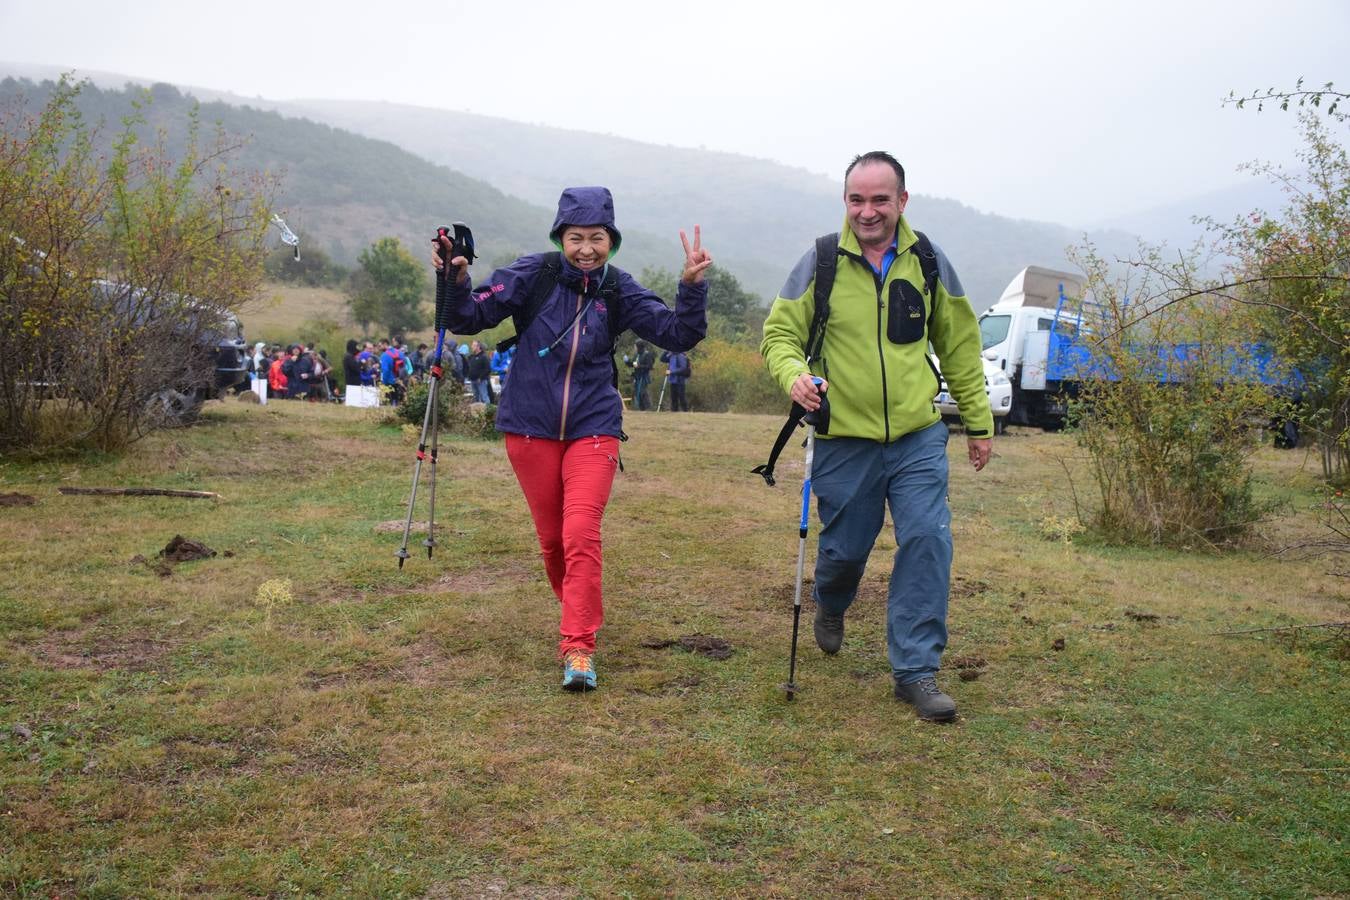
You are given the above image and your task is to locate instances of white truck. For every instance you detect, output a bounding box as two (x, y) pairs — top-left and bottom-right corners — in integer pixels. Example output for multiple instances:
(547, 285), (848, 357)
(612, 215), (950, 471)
(975, 265), (1088, 430)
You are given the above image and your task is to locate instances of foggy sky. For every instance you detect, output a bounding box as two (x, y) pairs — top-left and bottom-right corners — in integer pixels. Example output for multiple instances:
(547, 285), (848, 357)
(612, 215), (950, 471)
(1, 0), (1345, 227)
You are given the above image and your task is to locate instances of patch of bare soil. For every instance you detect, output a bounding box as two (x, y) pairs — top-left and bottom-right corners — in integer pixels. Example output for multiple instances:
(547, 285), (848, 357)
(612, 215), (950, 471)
(431, 559), (540, 595)
(640, 633), (734, 660)
(423, 877), (571, 899)
(28, 628), (172, 672)
(951, 575), (990, 599)
(0, 492), (37, 507)
(948, 654), (988, 681)
(303, 639), (451, 690)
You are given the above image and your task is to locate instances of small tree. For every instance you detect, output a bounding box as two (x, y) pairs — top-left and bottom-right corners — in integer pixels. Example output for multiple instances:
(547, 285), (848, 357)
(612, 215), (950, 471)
(350, 237), (428, 336)
(639, 264), (763, 344)
(1219, 114), (1349, 484)
(1067, 245), (1282, 548)
(0, 78), (271, 452)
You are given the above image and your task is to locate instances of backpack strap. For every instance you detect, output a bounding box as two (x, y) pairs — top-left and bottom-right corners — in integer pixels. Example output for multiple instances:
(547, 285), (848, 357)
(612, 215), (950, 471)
(911, 230), (941, 330)
(496, 252), (565, 354)
(753, 234), (837, 487)
(751, 392), (830, 487)
(803, 233), (839, 372)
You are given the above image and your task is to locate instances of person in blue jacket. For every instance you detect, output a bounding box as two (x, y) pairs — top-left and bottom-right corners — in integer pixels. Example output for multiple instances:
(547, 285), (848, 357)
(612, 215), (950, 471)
(435, 186), (711, 692)
(490, 344), (515, 387)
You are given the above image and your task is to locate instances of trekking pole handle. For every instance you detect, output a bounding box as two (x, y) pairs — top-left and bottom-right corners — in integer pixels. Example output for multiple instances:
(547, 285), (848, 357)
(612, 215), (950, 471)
(433, 223), (476, 331)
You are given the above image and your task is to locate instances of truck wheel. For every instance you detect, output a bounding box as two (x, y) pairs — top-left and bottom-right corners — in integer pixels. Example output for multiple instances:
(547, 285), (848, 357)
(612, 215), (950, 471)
(993, 416), (1007, 436)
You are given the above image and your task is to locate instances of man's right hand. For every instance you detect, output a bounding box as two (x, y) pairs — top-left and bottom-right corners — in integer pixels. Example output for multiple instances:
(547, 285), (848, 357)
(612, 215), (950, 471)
(790, 373), (827, 411)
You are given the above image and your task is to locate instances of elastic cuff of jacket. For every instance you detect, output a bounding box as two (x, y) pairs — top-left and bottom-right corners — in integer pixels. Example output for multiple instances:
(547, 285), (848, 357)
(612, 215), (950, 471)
(967, 428), (991, 438)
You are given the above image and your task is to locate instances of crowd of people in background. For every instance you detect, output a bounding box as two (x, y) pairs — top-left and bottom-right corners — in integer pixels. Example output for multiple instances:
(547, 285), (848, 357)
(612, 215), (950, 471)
(244, 336), (527, 407)
(243, 332), (693, 411)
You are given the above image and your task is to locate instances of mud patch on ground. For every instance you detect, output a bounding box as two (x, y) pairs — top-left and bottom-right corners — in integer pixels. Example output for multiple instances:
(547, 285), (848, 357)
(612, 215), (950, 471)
(160, 535), (216, 562)
(0, 492), (37, 507)
(27, 628), (173, 673)
(640, 633), (733, 660)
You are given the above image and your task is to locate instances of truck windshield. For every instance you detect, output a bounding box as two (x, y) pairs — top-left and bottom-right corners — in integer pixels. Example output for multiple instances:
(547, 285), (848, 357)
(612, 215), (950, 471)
(979, 315), (1010, 351)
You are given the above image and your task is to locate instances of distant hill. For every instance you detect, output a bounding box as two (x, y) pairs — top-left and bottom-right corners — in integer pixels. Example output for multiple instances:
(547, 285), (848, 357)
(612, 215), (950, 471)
(0, 76), (694, 280)
(1090, 178), (1289, 251)
(0, 63), (1183, 310)
(261, 97), (1148, 307)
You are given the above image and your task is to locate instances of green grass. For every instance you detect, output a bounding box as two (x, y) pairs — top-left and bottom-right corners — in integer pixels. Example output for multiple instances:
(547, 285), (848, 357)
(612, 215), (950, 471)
(1, 402), (1345, 897)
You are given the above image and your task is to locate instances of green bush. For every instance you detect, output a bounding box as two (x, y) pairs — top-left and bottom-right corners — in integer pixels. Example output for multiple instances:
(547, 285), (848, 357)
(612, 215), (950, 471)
(398, 381), (500, 440)
(398, 381), (450, 427)
(686, 339), (783, 414)
(1068, 248), (1282, 548)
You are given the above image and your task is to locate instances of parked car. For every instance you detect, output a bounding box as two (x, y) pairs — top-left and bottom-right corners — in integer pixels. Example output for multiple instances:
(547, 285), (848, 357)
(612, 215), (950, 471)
(932, 354), (1012, 435)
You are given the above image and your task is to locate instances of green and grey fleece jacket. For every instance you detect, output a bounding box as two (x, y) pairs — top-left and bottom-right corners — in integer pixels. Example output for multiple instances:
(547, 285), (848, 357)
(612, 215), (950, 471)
(760, 215), (993, 442)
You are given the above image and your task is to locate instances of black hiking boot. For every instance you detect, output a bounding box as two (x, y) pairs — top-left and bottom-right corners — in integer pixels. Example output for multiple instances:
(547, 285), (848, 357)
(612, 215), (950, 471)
(813, 604), (844, 655)
(894, 675), (957, 722)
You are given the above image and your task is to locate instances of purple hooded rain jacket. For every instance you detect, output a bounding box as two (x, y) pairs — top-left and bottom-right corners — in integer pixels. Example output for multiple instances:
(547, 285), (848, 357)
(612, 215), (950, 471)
(445, 186), (707, 441)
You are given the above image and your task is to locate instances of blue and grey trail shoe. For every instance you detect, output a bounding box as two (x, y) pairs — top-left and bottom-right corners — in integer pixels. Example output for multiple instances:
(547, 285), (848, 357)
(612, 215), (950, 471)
(562, 650), (596, 692)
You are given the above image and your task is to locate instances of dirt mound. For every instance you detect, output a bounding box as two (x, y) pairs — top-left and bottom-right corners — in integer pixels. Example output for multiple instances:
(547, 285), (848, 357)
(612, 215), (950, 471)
(0, 492), (37, 507)
(160, 535), (216, 562)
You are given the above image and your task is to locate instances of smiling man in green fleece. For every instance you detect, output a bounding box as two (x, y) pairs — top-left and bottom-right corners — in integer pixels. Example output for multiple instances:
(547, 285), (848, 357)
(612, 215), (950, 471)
(760, 150), (993, 722)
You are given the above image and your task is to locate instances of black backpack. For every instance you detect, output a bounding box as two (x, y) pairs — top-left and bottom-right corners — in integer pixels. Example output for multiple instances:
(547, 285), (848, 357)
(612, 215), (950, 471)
(804, 230), (941, 375)
(495, 252), (625, 388)
(752, 231), (942, 486)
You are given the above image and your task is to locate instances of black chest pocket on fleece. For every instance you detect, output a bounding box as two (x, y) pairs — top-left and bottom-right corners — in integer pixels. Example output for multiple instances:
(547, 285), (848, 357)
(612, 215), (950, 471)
(887, 279), (927, 345)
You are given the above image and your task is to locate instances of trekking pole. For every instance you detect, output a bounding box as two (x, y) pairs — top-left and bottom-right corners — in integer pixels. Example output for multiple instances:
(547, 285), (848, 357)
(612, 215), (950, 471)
(656, 375), (668, 411)
(396, 223), (475, 568)
(784, 378), (828, 700)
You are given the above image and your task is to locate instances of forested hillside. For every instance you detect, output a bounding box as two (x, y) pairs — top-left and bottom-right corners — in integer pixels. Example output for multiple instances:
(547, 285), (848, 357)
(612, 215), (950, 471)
(273, 98), (1144, 304)
(0, 72), (1142, 306)
(0, 78), (681, 282)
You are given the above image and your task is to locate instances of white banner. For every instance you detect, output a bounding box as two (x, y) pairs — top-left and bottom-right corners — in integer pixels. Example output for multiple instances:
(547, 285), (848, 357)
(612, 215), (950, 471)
(251, 377), (268, 405)
(345, 384), (381, 408)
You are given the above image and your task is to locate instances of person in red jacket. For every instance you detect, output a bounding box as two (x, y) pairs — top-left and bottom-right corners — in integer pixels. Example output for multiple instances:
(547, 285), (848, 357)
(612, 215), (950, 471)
(267, 346), (288, 397)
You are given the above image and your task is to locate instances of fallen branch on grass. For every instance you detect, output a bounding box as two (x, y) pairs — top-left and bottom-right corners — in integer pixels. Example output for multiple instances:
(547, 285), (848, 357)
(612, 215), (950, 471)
(1211, 622), (1348, 635)
(58, 487), (219, 500)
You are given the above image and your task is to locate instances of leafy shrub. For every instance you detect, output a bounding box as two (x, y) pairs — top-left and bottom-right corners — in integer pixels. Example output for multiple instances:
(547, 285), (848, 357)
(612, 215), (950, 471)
(398, 381), (450, 427)
(0, 78), (271, 452)
(398, 381), (499, 440)
(686, 339), (783, 414)
(1068, 248), (1282, 548)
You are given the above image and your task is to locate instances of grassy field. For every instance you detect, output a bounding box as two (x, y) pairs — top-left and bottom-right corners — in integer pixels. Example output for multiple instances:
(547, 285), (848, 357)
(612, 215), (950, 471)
(1, 400), (1345, 897)
(241, 284), (353, 345)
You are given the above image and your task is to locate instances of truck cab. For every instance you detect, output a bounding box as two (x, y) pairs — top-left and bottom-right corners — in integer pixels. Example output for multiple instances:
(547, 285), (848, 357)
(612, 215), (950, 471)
(977, 266), (1087, 428)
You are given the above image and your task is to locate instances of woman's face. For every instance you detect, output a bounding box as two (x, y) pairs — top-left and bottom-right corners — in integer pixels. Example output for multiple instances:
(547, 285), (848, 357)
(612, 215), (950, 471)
(560, 226), (612, 271)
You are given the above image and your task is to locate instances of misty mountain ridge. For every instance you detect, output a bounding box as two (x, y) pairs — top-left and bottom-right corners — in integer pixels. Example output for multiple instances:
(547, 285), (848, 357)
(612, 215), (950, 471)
(1, 62), (1280, 308)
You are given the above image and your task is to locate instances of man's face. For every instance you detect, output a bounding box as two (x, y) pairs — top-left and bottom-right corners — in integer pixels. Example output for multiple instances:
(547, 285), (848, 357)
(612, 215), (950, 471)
(560, 226), (612, 272)
(844, 162), (908, 251)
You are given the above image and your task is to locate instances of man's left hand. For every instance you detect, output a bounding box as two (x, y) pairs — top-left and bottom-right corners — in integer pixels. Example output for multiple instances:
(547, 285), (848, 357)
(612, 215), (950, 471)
(968, 437), (992, 471)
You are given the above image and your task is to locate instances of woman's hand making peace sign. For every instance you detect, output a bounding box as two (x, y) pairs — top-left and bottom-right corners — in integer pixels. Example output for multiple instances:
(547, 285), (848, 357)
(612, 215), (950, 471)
(679, 226), (713, 285)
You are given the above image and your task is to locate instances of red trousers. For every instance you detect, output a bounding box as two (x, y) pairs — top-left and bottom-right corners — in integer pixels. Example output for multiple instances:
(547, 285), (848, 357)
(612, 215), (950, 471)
(505, 433), (620, 654)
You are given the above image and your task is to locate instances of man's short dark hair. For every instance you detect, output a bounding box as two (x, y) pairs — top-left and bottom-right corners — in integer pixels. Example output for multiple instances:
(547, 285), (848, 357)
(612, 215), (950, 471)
(845, 151), (906, 193)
